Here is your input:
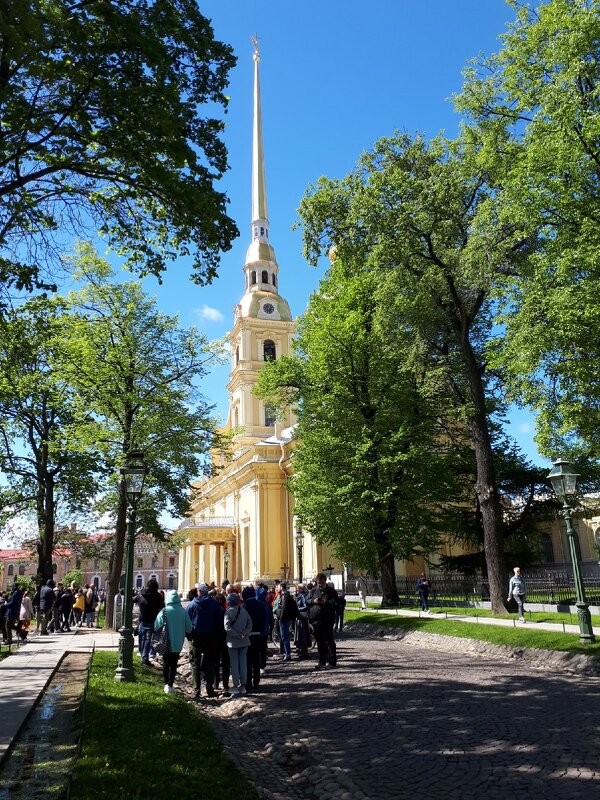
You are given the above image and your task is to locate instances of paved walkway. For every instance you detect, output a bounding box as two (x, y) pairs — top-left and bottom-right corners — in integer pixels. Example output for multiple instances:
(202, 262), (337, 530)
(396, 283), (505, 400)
(353, 606), (586, 634)
(0, 628), (119, 765)
(204, 633), (600, 800)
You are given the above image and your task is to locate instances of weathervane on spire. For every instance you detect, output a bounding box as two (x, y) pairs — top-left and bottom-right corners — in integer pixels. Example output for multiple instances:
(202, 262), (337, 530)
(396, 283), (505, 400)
(251, 34), (260, 62)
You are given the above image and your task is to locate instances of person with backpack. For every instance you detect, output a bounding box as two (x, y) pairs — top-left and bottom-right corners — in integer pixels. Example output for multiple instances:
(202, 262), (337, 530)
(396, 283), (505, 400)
(134, 578), (164, 665)
(276, 581), (298, 662)
(224, 592), (252, 696)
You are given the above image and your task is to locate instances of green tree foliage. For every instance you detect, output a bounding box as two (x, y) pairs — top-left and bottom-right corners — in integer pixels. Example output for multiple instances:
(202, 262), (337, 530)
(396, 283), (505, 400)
(63, 568), (83, 588)
(456, 0), (600, 460)
(257, 262), (463, 606)
(298, 133), (531, 612)
(441, 435), (558, 575)
(0, 299), (101, 580)
(0, 0), (238, 304)
(60, 245), (222, 625)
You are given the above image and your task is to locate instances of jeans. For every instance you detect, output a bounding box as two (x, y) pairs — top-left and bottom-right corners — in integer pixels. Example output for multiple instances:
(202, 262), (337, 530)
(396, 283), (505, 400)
(418, 593), (429, 611)
(189, 633), (217, 693)
(138, 622), (154, 662)
(279, 619), (291, 658)
(228, 645), (249, 688)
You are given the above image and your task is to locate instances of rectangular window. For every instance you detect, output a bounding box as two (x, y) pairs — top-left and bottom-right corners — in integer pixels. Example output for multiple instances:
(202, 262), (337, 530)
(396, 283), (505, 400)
(169, 557), (175, 567)
(137, 558), (143, 568)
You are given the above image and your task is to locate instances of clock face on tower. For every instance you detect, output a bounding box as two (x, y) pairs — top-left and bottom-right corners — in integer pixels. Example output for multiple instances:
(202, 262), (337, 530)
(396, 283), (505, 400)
(263, 302), (275, 314)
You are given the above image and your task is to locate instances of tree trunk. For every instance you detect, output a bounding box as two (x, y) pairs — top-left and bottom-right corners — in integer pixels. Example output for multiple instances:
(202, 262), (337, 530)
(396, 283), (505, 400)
(36, 472), (55, 583)
(104, 487), (127, 629)
(375, 528), (399, 606)
(461, 341), (506, 614)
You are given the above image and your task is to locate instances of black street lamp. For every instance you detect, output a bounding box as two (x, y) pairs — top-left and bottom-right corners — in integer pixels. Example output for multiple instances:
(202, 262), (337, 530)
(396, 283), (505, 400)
(547, 458), (595, 644)
(224, 548), (231, 583)
(295, 526), (304, 583)
(323, 564), (334, 580)
(115, 448), (148, 682)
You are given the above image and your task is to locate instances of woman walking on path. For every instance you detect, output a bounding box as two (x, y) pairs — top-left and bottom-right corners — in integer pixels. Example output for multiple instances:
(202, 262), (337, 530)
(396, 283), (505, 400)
(154, 589), (192, 694)
(224, 592), (252, 696)
(508, 567), (527, 623)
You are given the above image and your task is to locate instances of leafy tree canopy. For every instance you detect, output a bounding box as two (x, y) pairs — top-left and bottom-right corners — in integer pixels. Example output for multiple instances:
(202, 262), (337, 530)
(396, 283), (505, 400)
(0, 0), (238, 303)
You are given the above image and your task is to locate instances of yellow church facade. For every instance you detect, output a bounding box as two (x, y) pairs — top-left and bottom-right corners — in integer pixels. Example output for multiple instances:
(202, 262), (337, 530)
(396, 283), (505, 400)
(177, 41), (330, 593)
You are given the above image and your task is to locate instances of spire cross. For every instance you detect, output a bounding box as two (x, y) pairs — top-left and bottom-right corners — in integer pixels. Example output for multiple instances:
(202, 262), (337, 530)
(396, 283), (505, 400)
(251, 34), (260, 61)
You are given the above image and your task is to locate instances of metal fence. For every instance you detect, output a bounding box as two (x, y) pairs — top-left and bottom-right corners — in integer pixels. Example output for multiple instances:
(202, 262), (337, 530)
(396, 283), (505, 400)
(352, 572), (600, 606)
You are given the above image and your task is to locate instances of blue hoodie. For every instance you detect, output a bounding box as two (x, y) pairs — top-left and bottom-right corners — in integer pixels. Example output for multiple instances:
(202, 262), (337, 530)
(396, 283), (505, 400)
(255, 586), (273, 637)
(154, 590), (192, 653)
(186, 593), (223, 637)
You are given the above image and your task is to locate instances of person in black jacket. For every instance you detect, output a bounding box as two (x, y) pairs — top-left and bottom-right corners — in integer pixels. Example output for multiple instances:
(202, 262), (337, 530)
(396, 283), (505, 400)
(39, 580), (55, 635)
(241, 586), (267, 692)
(60, 588), (74, 631)
(134, 578), (164, 665)
(4, 583), (23, 644)
(276, 581), (298, 662)
(308, 573), (338, 668)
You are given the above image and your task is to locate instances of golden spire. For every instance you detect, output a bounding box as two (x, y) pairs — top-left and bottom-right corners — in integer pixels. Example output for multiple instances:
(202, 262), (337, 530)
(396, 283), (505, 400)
(251, 34), (268, 223)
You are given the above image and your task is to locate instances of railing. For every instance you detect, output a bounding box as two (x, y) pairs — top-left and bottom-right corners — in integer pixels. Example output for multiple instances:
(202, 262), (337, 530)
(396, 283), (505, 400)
(177, 516), (236, 530)
(350, 571), (600, 606)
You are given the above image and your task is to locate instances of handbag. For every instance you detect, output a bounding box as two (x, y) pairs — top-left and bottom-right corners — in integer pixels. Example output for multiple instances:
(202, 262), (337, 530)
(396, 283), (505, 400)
(154, 610), (169, 658)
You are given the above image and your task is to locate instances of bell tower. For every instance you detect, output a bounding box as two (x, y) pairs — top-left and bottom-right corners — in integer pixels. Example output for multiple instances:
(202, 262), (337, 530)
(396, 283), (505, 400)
(226, 37), (296, 446)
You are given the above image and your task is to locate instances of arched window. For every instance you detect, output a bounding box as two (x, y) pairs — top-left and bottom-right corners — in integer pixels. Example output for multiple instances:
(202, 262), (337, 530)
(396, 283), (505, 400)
(251, 271), (257, 285)
(7, 564), (14, 576)
(264, 405), (276, 427)
(235, 346), (239, 365)
(261, 269), (269, 283)
(260, 226), (264, 236)
(18, 564), (25, 576)
(52, 562), (57, 574)
(272, 273), (277, 287)
(263, 340), (276, 361)
(135, 575), (143, 590)
(168, 573), (176, 590)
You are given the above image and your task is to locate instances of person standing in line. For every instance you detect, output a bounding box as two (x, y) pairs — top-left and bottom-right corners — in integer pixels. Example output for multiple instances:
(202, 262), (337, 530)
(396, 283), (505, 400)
(73, 589), (85, 627)
(224, 592), (252, 696)
(255, 585), (272, 675)
(186, 582), (222, 699)
(416, 573), (431, 613)
(334, 591), (347, 633)
(134, 578), (164, 666)
(356, 575), (368, 611)
(241, 586), (266, 693)
(508, 566), (528, 623)
(276, 581), (298, 662)
(4, 582), (24, 644)
(19, 590), (33, 640)
(154, 589), (193, 694)
(60, 587), (74, 631)
(309, 572), (338, 669)
(39, 580), (55, 635)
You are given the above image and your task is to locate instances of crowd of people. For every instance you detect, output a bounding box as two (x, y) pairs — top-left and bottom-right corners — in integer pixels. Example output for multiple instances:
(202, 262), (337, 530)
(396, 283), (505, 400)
(134, 573), (348, 697)
(0, 580), (104, 643)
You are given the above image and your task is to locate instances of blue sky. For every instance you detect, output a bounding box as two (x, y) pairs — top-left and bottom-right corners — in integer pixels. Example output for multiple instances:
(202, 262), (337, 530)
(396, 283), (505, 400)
(138, 0), (545, 466)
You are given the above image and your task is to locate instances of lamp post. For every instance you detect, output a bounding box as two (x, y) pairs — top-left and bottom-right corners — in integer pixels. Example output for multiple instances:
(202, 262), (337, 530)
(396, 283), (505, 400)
(547, 458), (595, 644)
(295, 526), (305, 583)
(115, 448), (148, 681)
(224, 548), (231, 583)
(323, 564), (334, 580)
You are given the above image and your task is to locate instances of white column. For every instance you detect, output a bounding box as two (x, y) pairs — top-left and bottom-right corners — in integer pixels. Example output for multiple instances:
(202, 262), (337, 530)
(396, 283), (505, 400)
(209, 544), (218, 584)
(199, 544), (207, 583)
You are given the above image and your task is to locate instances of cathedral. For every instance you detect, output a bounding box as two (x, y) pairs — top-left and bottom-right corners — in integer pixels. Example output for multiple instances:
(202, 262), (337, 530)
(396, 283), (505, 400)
(176, 41), (331, 593)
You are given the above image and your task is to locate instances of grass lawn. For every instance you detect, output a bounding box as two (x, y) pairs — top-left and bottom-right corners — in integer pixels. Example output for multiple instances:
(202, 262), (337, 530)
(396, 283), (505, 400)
(69, 652), (260, 800)
(344, 610), (600, 655)
(345, 600), (600, 627)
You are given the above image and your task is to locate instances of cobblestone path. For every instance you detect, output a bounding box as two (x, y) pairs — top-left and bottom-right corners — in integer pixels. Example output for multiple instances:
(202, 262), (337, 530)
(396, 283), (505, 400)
(199, 633), (600, 800)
